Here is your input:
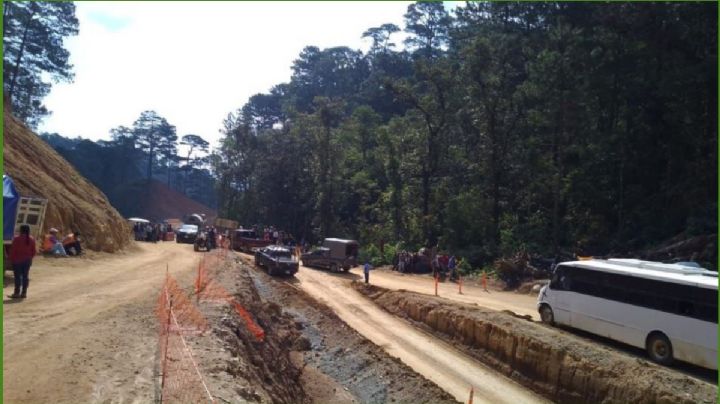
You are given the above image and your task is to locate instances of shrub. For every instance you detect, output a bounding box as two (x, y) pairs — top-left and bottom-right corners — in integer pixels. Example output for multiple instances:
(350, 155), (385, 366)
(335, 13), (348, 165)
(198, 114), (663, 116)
(359, 244), (384, 267)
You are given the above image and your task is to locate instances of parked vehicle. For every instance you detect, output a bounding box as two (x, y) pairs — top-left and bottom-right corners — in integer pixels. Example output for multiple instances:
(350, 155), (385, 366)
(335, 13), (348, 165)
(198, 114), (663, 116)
(301, 238), (359, 272)
(184, 213), (206, 228)
(537, 258), (717, 370)
(255, 245), (299, 276)
(233, 228), (272, 253)
(176, 224), (199, 243)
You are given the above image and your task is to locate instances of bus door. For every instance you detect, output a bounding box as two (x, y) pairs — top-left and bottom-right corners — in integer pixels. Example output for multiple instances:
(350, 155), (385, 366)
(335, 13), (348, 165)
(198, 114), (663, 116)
(548, 266), (573, 325)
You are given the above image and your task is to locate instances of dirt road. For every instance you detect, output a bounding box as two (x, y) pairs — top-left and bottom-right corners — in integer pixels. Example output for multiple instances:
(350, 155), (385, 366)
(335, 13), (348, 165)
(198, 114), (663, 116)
(285, 262), (548, 404)
(3, 242), (200, 403)
(344, 267), (540, 320)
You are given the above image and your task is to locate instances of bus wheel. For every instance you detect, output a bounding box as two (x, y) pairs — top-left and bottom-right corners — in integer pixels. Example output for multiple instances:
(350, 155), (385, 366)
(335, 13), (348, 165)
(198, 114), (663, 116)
(539, 305), (554, 325)
(646, 332), (674, 365)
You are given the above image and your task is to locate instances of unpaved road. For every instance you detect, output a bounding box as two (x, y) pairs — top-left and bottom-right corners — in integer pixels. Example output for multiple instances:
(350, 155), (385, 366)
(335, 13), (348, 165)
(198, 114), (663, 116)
(240, 254), (548, 404)
(4, 242), (543, 404)
(3, 242), (199, 403)
(348, 267), (540, 320)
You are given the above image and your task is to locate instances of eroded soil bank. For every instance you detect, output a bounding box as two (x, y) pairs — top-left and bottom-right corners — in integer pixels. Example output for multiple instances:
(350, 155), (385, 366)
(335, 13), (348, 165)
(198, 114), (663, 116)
(352, 283), (716, 404)
(197, 256), (459, 403)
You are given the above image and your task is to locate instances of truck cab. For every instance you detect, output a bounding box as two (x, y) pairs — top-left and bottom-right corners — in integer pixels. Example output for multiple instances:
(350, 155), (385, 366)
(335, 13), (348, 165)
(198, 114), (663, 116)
(301, 238), (359, 272)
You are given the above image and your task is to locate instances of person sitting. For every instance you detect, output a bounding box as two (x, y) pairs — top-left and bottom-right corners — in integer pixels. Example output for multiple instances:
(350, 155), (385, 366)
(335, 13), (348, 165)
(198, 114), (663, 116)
(43, 228), (67, 256)
(62, 230), (82, 256)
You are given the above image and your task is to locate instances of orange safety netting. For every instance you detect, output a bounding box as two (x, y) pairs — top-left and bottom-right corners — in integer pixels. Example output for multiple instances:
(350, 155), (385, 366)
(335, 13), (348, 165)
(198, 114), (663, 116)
(156, 274), (214, 403)
(194, 251), (265, 342)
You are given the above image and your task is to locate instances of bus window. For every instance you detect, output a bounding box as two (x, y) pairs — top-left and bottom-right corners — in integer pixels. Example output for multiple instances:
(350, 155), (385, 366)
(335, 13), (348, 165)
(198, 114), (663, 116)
(550, 268), (563, 289)
(550, 267), (572, 291)
(678, 301), (695, 316)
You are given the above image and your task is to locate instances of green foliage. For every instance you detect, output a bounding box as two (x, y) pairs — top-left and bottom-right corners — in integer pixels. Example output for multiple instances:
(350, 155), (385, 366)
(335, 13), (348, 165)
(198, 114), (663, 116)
(457, 258), (472, 276)
(359, 244), (384, 267)
(3, 2), (78, 127)
(211, 1), (716, 266)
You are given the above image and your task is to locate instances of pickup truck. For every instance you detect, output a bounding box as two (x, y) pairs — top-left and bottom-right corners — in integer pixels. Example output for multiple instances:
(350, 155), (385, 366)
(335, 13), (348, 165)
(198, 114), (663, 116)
(232, 229), (272, 253)
(255, 245), (299, 276)
(301, 238), (359, 272)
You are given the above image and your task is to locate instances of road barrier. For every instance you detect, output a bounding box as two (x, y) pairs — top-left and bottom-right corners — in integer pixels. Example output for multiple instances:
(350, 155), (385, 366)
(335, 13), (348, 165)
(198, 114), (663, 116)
(156, 271), (212, 403)
(195, 249), (266, 342)
(156, 244), (265, 403)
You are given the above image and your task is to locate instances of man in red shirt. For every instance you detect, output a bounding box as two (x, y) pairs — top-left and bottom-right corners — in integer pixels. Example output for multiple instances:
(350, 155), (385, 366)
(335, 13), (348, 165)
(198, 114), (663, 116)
(9, 224), (36, 299)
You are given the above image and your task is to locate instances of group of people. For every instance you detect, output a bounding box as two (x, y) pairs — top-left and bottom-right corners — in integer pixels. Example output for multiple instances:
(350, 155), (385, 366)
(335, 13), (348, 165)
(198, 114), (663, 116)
(133, 222), (173, 242)
(201, 226), (219, 249)
(394, 248), (459, 281)
(261, 226), (297, 246)
(42, 227), (82, 257)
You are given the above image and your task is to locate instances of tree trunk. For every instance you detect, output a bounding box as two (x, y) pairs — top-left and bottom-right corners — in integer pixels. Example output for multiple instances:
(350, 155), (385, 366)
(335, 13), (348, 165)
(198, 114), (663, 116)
(146, 145), (154, 182)
(8, 8), (34, 102)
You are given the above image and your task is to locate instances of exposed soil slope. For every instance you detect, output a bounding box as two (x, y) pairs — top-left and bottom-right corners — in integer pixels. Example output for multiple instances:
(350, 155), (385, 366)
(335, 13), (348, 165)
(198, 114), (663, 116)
(3, 110), (129, 252)
(353, 283), (717, 404)
(128, 180), (217, 222)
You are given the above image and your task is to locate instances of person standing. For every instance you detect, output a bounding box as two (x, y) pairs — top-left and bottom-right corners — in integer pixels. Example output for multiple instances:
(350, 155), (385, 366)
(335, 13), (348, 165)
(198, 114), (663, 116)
(363, 261), (372, 284)
(448, 255), (457, 281)
(9, 224), (36, 299)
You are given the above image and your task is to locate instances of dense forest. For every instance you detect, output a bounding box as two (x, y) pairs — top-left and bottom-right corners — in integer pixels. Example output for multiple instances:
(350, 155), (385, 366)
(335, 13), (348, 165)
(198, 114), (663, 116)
(213, 2), (717, 267)
(4, 2), (717, 269)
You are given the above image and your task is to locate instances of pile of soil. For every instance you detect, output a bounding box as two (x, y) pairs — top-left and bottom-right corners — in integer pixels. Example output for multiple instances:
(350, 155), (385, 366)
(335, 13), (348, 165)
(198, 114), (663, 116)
(120, 180), (216, 223)
(353, 283), (716, 404)
(3, 109), (130, 252)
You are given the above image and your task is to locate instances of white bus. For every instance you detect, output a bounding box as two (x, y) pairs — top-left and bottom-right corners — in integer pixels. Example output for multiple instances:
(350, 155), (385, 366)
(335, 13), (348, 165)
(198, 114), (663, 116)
(537, 258), (717, 370)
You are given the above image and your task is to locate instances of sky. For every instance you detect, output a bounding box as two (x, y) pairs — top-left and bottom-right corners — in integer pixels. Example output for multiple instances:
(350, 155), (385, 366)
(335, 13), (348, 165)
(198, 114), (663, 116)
(37, 1), (444, 152)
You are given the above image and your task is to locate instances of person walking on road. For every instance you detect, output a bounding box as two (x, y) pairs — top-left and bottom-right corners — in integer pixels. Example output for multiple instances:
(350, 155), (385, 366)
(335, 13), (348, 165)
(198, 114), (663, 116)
(364, 261), (372, 284)
(9, 224), (36, 299)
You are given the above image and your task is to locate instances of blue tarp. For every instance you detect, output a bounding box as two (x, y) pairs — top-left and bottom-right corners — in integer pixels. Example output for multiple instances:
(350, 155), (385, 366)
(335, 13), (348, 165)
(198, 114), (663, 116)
(3, 175), (19, 241)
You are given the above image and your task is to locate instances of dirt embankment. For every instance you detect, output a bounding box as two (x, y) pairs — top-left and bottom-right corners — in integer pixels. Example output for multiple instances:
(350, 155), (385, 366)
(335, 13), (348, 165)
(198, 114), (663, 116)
(353, 283), (716, 404)
(204, 257), (459, 404)
(3, 110), (129, 252)
(203, 261), (309, 403)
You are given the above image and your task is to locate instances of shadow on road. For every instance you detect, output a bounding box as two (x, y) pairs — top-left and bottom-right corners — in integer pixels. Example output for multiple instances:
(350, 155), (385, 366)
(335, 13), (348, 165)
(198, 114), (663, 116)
(301, 265), (363, 282)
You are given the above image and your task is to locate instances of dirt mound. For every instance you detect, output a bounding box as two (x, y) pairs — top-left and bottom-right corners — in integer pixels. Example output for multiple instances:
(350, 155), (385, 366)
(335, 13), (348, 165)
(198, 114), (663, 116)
(3, 110), (129, 252)
(353, 283), (716, 404)
(130, 180), (216, 223)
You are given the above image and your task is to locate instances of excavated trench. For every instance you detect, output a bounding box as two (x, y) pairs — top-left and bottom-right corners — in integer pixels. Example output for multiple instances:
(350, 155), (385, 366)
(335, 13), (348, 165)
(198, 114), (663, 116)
(194, 257), (458, 403)
(352, 283), (716, 404)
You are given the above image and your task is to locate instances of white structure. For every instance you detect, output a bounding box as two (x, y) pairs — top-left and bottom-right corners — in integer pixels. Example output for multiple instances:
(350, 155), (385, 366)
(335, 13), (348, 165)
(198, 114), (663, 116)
(537, 258), (717, 370)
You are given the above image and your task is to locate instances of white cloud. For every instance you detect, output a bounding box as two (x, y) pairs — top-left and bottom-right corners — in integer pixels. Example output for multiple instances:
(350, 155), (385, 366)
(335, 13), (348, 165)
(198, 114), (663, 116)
(39, 1), (412, 151)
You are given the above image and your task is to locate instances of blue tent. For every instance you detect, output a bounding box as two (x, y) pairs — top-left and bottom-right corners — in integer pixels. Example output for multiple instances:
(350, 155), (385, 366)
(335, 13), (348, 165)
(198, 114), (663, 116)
(3, 175), (19, 241)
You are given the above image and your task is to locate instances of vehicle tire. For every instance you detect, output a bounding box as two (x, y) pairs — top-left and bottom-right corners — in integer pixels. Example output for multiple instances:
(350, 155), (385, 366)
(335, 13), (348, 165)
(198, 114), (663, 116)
(539, 304), (554, 325)
(176, 239), (180, 243)
(342, 266), (350, 272)
(646, 332), (674, 365)
(193, 244), (199, 252)
(330, 263), (338, 273)
(268, 266), (275, 276)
